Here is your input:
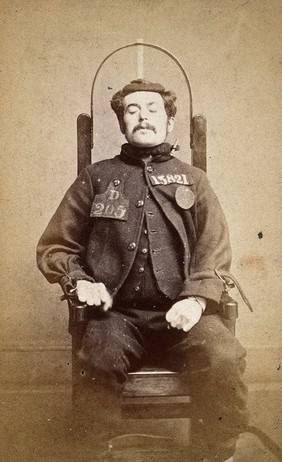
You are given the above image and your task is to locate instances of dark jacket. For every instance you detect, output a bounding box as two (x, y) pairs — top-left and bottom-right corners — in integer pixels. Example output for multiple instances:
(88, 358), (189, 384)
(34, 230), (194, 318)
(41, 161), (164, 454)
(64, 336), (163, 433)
(36, 145), (231, 304)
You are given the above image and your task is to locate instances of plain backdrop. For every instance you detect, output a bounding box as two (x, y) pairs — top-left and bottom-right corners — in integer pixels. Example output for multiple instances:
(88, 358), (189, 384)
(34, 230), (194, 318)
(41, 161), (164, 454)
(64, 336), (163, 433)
(0, 0), (281, 387)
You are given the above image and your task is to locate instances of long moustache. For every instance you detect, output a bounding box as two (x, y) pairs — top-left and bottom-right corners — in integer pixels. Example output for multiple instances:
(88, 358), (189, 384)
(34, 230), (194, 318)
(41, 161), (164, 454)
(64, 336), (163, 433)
(133, 124), (156, 133)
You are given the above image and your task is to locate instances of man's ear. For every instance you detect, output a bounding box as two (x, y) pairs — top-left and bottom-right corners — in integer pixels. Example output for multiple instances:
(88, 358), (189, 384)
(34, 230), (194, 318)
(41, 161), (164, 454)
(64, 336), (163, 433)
(167, 117), (175, 133)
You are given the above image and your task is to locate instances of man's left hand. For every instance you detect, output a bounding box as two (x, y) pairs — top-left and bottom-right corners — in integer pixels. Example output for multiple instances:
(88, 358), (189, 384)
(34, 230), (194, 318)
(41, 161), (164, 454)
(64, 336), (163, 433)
(166, 299), (203, 332)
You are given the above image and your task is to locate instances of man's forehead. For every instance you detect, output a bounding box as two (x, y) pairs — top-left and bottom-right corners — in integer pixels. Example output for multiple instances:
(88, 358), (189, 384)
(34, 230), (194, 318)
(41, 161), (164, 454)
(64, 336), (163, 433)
(123, 91), (164, 107)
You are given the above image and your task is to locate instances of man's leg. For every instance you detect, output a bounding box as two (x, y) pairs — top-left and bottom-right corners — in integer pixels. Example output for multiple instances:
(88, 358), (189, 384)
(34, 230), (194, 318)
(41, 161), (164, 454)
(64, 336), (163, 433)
(73, 309), (146, 440)
(164, 313), (249, 462)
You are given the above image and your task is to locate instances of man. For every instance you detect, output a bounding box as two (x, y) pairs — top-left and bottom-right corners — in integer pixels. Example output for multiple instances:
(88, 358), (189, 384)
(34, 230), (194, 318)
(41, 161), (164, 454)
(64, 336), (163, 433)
(37, 79), (249, 461)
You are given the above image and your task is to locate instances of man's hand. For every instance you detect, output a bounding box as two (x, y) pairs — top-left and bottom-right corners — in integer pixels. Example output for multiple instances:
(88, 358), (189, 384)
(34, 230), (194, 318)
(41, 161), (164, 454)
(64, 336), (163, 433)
(166, 298), (203, 332)
(76, 280), (113, 311)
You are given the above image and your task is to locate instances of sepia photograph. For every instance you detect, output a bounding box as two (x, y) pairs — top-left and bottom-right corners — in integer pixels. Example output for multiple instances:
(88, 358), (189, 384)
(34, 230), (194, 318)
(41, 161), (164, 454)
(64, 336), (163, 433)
(0, 1), (281, 461)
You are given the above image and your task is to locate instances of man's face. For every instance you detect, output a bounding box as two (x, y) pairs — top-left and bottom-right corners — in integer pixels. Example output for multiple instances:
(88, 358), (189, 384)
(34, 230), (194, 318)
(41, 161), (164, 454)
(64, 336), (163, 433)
(120, 91), (174, 147)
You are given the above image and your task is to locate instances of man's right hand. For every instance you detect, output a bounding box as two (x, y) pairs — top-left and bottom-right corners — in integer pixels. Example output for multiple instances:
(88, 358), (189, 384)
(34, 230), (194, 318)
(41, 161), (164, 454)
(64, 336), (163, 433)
(76, 280), (113, 311)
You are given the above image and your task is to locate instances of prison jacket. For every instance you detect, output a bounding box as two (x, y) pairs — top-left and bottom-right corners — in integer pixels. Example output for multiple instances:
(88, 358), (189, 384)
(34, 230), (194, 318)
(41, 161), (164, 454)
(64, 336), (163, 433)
(36, 143), (232, 304)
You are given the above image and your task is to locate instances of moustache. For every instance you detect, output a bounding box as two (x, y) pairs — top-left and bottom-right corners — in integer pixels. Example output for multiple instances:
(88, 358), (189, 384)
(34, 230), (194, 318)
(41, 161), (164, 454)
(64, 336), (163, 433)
(133, 124), (156, 133)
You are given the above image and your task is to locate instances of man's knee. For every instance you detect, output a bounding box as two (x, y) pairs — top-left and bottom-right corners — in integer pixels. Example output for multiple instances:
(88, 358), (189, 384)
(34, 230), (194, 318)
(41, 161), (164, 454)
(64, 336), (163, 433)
(76, 312), (144, 383)
(77, 339), (129, 384)
(180, 315), (247, 381)
(207, 332), (247, 379)
(187, 341), (245, 384)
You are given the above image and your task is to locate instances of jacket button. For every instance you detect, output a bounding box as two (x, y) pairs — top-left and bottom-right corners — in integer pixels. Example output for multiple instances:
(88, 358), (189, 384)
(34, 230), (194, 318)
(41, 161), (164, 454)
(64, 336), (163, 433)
(141, 248), (148, 254)
(139, 267), (145, 273)
(136, 200), (144, 208)
(146, 165), (154, 173)
(113, 179), (121, 186)
(134, 286), (141, 292)
(128, 242), (136, 251)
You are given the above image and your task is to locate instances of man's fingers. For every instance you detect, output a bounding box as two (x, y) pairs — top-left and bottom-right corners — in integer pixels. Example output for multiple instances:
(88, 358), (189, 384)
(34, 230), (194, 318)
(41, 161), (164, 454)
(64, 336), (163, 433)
(76, 280), (90, 302)
(98, 284), (109, 302)
(166, 305), (187, 327)
(77, 281), (103, 306)
(166, 300), (203, 331)
(87, 291), (101, 306)
(77, 285), (88, 302)
(166, 312), (174, 323)
(97, 284), (113, 311)
(182, 321), (193, 332)
(165, 306), (179, 323)
(102, 296), (113, 311)
(77, 291), (87, 303)
(169, 314), (186, 329)
(175, 315), (189, 329)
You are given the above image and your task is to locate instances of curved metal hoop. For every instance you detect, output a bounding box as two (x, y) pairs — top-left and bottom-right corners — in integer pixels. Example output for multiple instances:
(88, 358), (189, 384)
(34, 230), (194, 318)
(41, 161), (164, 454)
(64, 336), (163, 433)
(90, 42), (194, 149)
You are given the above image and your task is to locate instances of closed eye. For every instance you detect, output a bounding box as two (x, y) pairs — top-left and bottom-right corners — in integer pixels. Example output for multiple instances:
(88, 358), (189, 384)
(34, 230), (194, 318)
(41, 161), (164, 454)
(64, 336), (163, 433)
(148, 103), (158, 113)
(126, 104), (139, 114)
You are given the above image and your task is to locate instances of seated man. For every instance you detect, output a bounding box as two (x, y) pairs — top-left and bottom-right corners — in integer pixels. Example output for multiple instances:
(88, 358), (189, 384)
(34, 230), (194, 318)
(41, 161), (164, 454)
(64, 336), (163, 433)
(36, 79), (249, 462)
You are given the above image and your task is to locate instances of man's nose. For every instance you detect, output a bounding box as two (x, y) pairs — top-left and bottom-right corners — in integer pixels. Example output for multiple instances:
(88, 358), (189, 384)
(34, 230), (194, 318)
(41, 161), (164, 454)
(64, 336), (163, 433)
(139, 108), (148, 121)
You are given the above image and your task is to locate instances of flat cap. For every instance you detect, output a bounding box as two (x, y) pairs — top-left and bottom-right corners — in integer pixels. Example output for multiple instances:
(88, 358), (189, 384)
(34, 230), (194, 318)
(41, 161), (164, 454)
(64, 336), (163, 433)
(119, 79), (166, 96)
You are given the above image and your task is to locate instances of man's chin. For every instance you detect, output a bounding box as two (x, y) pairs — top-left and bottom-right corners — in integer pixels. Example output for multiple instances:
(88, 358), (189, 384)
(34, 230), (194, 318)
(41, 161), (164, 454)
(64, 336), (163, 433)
(130, 140), (159, 148)
(128, 135), (164, 148)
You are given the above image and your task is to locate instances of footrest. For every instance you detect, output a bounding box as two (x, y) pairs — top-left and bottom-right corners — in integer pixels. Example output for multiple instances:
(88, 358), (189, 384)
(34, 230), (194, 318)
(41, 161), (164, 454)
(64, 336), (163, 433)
(103, 433), (187, 462)
(124, 367), (189, 397)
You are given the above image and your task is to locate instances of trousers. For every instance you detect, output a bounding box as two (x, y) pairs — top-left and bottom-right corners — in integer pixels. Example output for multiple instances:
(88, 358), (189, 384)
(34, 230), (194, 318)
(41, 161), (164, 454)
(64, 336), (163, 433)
(76, 305), (249, 461)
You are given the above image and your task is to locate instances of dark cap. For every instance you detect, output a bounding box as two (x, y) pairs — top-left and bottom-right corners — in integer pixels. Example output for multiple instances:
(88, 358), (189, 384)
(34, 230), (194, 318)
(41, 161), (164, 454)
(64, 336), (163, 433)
(119, 79), (166, 97)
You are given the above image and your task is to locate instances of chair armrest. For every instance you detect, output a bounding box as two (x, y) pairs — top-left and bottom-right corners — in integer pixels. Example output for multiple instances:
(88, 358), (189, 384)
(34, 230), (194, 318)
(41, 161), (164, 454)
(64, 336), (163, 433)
(220, 292), (238, 320)
(68, 298), (90, 323)
(219, 292), (238, 335)
(67, 298), (90, 335)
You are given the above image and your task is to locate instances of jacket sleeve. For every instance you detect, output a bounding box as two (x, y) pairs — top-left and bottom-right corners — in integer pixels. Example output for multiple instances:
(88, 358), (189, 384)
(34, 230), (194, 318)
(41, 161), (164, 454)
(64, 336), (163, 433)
(180, 171), (232, 303)
(36, 167), (95, 294)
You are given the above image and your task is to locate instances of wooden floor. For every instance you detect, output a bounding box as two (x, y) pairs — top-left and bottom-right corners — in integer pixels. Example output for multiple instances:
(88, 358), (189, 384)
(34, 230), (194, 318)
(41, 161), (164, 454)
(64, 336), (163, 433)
(0, 383), (281, 461)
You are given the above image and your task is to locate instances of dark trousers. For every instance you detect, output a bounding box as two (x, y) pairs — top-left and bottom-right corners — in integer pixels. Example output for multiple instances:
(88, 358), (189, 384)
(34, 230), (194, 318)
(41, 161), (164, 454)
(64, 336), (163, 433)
(76, 305), (249, 461)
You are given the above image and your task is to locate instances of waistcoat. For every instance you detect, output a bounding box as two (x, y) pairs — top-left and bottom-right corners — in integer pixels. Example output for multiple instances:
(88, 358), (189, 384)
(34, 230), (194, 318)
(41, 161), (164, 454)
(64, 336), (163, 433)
(116, 143), (185, 302)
